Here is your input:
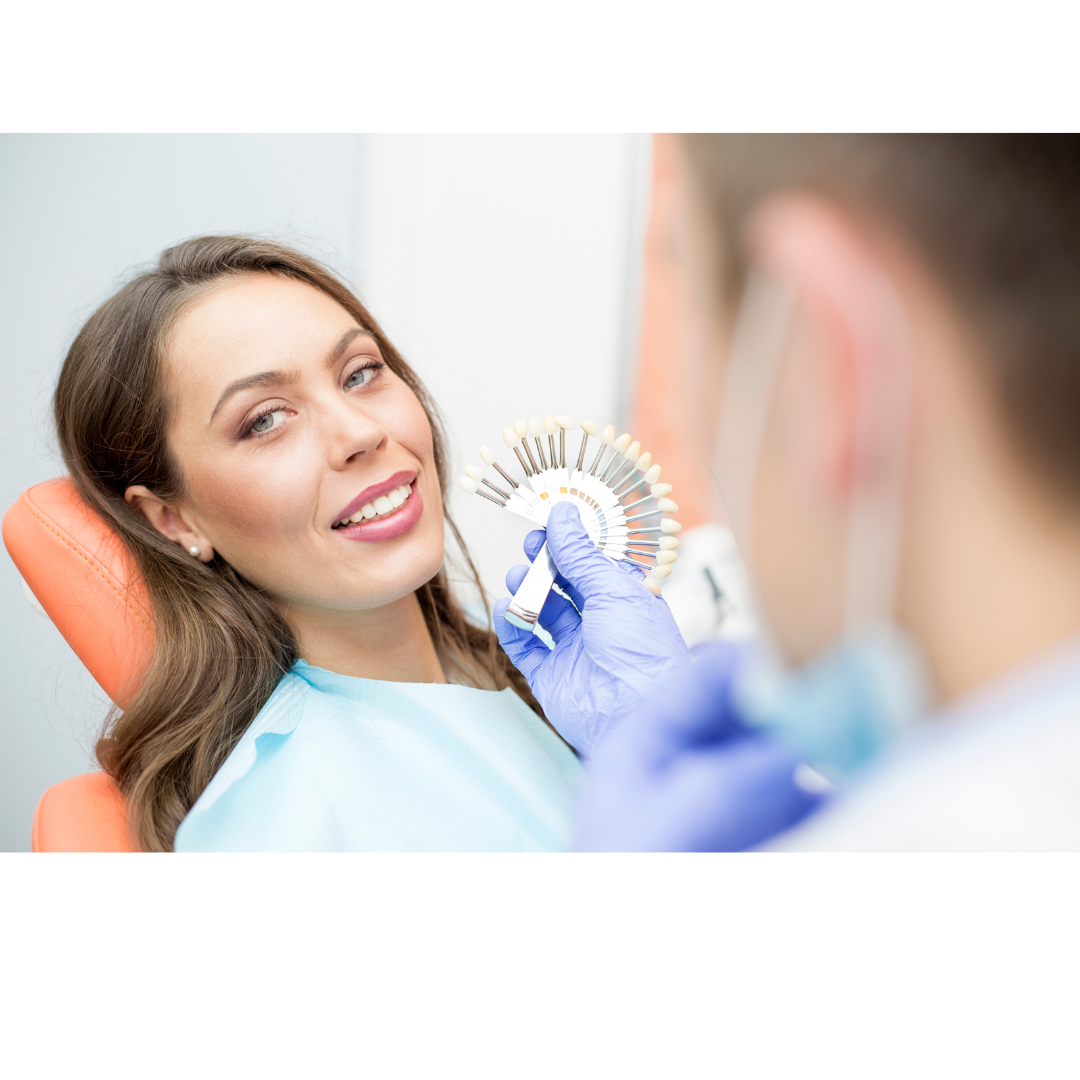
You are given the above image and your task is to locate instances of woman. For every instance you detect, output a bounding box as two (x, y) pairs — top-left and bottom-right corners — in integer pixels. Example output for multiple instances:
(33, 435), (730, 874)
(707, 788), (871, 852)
(54, 235), (582, 852)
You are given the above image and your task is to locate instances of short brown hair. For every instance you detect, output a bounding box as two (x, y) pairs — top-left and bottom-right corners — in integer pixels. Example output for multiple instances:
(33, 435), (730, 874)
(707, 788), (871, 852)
(683, 134), (1080, 503)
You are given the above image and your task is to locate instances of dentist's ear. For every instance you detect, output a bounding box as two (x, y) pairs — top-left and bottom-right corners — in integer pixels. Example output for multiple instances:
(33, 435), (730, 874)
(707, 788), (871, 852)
(744, 192), (905, 501)
(124, 486), (215, 563)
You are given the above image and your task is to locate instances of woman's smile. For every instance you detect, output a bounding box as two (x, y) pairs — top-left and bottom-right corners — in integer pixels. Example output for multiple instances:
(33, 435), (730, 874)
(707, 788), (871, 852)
(157, 273), (446, 613)
(333, 476), (424, 542)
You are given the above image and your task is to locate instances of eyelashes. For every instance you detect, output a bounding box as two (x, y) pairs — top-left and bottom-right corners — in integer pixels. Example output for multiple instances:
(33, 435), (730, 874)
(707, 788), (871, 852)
(239, 358), (387, 440)
(344, 358), (385, 390)
(243, 406), (288, 439)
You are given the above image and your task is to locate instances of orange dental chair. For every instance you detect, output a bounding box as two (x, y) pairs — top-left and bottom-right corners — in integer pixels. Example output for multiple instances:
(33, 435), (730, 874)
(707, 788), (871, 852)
(4, 478), (151, 851)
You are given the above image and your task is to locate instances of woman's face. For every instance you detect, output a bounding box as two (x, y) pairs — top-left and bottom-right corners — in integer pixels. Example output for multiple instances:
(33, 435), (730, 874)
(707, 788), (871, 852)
(159, 273), (445, 613)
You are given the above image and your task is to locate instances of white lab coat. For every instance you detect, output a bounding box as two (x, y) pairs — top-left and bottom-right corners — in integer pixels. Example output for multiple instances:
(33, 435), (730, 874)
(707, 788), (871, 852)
(770, 639), (1080, 851)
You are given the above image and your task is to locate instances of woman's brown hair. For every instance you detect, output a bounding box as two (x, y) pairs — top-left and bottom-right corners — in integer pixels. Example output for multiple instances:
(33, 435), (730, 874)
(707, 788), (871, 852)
(54, 235), (541, 852)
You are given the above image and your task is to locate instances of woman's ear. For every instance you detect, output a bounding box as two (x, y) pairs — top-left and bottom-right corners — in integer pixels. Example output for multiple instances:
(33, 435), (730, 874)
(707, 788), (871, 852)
(124, 486), (215, 563)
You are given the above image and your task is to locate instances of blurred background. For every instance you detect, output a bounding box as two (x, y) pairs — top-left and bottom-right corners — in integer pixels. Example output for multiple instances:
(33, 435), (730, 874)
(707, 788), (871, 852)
(0, 133), (746, 850)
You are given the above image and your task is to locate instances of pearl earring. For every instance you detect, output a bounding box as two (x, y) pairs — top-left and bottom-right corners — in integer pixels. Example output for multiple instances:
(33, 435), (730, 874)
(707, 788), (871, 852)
(188, 545), (201, 558)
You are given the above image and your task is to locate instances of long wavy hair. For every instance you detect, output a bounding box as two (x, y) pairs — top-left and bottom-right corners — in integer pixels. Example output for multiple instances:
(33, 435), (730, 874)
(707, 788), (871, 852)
(54, 235), (541, 852)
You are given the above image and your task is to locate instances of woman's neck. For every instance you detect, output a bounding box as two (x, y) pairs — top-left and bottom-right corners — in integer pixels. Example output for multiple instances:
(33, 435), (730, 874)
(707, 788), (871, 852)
(280, 591), (447, 684)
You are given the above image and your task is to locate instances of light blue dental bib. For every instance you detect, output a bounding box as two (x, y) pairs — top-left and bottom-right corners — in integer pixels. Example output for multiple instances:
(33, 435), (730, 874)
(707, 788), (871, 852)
(175, 660), (584, 852)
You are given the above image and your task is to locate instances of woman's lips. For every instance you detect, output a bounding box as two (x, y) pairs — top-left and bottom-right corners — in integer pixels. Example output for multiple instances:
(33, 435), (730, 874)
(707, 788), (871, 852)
(335, 469), (417, 524)
(335, 483), (423, 542)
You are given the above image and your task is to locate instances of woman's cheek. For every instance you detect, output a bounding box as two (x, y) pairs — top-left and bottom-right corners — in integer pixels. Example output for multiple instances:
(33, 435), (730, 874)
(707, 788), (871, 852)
(186, 447), (319, 548)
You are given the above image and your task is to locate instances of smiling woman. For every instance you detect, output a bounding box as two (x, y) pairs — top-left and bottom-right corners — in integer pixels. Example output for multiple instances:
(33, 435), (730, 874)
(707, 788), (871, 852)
(54, 236), (581, 852)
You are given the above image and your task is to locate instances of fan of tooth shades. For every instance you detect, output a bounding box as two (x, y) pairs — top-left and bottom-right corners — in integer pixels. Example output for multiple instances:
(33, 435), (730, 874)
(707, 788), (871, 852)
(459, 416), (681, 631)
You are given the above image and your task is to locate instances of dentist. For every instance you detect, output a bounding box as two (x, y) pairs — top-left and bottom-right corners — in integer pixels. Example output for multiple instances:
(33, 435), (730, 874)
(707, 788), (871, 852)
(496, 134), (1080, 851)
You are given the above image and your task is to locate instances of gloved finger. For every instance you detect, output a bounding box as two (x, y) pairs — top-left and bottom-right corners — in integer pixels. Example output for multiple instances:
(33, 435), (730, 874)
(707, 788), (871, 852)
(523, 527), (589, 612)
(576, 736), (819, 852)
(507, 557), (587, 626)
(493, 598), (554, 682)
(550, 568), (587, 615)
(505, 563), (530, 595)
(615, 557), (646, 580)
(544, 502), (631, 603)
(660, 738), (822, 851)
(523, 529), (546, 563)
(602, 642), (751, 768)
(536, 584), (582, 643)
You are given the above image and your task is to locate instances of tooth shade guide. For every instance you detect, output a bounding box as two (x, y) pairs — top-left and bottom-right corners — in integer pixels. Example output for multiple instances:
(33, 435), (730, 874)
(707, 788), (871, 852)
(462, 413), (678, 615)
(480, 448), (519, 490)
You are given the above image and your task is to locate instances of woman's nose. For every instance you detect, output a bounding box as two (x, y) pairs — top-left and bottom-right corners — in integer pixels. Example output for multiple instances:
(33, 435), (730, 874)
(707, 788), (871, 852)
(324, 401), (388, 467)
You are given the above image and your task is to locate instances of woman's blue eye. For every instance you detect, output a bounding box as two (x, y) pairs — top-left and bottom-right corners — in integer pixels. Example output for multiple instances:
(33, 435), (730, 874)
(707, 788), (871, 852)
(344, 362), (382, 389)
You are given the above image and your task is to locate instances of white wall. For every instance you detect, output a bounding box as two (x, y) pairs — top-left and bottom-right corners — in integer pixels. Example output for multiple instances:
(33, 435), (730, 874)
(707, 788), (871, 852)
(358, 134), (649, 605)
(0, 134), (647, 850)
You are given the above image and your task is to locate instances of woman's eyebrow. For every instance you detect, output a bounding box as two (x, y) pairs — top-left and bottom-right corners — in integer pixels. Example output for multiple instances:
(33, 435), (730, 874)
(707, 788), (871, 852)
(209, 369), (301, 424)
(208, 328), (368, 424)
(326, 327), (366, 367)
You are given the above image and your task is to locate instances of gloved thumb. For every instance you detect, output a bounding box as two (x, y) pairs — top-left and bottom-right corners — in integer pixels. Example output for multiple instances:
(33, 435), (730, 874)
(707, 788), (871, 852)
(544, 501), (627, 602)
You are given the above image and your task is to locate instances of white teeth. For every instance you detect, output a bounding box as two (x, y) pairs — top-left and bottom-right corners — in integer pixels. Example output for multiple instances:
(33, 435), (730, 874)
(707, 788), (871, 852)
(336, 482), (413, 527)
(657, 497), (679, 514)
(658, 536), (680, 550)
(650, 483), (673, 498)
(660, 519), (682, 534)
(655, 551), (678, 565)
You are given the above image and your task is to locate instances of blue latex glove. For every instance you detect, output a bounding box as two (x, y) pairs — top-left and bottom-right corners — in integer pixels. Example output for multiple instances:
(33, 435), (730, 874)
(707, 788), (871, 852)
(574, 642), (824, 851)
(493, 501), (691, 756)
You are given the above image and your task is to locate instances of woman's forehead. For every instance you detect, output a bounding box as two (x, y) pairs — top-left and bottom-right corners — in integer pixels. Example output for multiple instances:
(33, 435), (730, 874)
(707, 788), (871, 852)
(173, 274), (363, 358)
(166, 275), (374, 406)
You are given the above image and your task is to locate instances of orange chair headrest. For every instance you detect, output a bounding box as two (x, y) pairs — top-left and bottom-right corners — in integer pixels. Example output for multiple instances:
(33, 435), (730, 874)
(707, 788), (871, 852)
(3, 478), (152, 708)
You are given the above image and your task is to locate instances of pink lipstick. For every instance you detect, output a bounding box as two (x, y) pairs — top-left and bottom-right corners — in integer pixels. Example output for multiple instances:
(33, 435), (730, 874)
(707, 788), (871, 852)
(333, 471), (423, 543)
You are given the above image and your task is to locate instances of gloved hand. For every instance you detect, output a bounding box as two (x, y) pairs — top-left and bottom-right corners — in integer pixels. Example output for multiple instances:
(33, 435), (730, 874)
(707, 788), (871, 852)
(574, 642), (824, 851)
(493, 500), (691, 756)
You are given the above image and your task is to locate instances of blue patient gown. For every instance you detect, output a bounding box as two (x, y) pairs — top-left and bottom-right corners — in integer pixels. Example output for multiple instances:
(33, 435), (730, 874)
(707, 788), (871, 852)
(174, 660), (584, 852)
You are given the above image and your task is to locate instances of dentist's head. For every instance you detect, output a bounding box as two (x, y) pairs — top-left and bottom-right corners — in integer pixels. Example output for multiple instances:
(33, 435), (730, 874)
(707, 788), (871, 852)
(677, 135), (1080, 769)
